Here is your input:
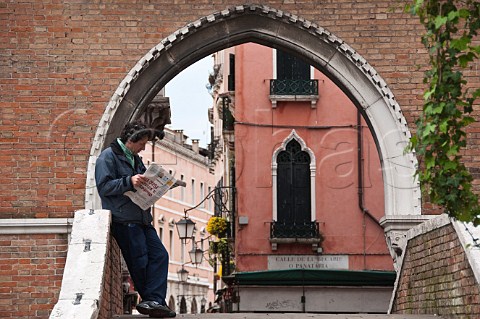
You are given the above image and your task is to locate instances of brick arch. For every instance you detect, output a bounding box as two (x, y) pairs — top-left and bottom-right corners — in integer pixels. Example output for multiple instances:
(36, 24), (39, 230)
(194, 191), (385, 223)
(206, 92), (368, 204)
(86, 4), (421, 220)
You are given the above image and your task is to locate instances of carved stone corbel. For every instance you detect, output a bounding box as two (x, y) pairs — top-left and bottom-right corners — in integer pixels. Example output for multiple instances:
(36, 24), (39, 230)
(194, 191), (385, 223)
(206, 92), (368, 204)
(380, 215), (434, 271)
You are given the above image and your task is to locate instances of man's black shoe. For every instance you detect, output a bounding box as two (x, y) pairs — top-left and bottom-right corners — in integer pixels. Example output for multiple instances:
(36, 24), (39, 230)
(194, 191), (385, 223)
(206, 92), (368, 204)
(136, 301), (176, 318)
(149, 303), (176, 318)
(136, 301), (153, 315)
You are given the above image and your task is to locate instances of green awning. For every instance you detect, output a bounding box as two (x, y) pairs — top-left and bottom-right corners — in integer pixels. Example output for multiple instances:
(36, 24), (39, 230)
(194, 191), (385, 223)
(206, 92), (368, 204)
(230, 269), (396, 287)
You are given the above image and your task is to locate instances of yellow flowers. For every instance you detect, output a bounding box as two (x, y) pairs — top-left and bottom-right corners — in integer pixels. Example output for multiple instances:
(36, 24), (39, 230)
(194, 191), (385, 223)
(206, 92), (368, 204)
(206, 216), (227, 238)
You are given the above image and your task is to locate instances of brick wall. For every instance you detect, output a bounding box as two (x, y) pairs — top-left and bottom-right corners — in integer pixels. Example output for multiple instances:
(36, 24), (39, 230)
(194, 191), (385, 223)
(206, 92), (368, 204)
(3, 3), (478, 217)
(2, 3), (478, 219)
(0, 0), (436, 219)
(98, 237), (123, 319)
(1, 1), (479, 318)
(392, 221), (480, 317)
(0, 234), (68, 318)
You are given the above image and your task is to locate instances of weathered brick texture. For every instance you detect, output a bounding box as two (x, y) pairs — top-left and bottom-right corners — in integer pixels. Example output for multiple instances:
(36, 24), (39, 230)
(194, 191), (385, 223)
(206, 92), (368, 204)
(0, 233), (124, 319)
(0, 0), (444, 219)
(392, 224), (480, 318)
(98, 237), (123, 319)
(1, 0), (480, 318)
(0, 234), (68, 318)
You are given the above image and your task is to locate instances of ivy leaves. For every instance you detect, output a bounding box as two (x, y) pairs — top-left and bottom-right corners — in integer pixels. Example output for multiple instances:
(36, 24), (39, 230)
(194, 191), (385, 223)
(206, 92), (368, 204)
(407, 0), (480, 224)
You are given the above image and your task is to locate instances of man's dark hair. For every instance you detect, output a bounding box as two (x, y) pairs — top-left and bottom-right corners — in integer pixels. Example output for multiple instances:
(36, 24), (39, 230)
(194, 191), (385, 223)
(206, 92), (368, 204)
(119, 121), (164, 143)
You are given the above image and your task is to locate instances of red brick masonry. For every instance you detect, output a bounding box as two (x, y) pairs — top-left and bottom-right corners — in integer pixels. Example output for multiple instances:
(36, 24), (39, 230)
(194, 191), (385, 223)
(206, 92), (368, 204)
(392, 222), (480, 317)
(0, 234), (67, 318)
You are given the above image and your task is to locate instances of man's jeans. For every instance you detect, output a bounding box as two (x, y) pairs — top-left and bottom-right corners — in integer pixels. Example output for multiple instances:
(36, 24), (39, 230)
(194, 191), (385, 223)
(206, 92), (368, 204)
(112, 222), (169, 305)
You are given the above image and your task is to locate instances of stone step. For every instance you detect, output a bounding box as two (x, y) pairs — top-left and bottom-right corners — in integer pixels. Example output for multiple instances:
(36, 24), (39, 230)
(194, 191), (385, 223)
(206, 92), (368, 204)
(113, 313), (442, 319)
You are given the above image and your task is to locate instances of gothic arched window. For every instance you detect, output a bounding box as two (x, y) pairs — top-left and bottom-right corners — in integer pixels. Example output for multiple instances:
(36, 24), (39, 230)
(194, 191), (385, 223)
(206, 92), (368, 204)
(271, 130), (319, 242)
(277, 139), (311, 224)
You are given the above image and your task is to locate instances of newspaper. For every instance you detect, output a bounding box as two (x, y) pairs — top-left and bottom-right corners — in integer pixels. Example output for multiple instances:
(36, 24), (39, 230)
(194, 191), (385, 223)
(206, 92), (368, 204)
(124, 163), (183, 210)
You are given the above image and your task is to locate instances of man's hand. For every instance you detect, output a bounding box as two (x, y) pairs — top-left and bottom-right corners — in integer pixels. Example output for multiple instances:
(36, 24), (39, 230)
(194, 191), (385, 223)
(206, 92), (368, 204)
(131, 174), (147, 187)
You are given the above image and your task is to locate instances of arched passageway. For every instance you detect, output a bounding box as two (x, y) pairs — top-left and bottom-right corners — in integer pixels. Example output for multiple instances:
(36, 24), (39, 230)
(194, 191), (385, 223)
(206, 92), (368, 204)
(86, 3), (424, 263)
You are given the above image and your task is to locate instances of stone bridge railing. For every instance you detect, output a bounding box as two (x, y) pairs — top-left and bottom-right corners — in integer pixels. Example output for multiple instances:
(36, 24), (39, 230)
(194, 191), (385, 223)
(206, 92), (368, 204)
(50, 209), (123, 319)
(389, 214), (480, 317)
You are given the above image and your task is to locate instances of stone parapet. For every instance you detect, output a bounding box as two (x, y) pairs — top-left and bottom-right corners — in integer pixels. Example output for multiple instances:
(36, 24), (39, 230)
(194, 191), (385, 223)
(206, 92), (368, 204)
(390, 214), (480, 317)
(50, 209), (122, 319)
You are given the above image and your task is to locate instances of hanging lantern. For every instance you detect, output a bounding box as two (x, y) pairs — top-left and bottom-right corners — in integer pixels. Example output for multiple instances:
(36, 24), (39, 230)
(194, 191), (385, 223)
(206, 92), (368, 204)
(176, 216), (195, 240)
(177, 266), (189, 282)
(189, 246), (204, 265)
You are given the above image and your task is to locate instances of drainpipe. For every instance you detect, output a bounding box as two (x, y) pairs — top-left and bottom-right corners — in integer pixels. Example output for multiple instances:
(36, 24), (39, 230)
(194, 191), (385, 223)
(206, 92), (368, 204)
(357, 110), (381, 227)
(357, 109), (383, 267)
(358, 110), (380, 269)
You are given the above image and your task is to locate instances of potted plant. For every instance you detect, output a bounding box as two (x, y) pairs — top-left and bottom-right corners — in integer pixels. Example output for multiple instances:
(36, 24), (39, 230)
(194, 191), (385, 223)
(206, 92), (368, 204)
(206, 216), (228, 238)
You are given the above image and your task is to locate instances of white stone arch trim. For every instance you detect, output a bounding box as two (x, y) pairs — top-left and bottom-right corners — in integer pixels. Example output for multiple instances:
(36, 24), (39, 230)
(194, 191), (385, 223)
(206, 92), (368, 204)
(272, 130), (316, 222)
(85, 3), (421, 220)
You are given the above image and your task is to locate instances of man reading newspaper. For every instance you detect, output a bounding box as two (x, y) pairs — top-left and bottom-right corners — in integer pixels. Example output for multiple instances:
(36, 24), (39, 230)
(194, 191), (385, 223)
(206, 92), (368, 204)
(95, 121), (183, 318)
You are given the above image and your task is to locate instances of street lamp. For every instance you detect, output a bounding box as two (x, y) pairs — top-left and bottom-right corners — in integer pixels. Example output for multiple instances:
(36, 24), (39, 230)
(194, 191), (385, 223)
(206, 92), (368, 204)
(177, 266), (189, 283)
(189, 246), (204, 265)
(176, 213), (196, 241)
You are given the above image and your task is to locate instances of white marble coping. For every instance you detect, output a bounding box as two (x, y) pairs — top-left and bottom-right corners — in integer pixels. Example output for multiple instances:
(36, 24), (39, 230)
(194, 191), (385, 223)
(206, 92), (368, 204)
(452, 218), (480, 287)
(0, 218), (74, 234)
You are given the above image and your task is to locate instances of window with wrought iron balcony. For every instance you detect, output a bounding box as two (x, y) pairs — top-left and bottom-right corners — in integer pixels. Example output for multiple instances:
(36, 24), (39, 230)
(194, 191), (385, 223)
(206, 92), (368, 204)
(269, 137), (323, 253)
(269, 49), (319, 108)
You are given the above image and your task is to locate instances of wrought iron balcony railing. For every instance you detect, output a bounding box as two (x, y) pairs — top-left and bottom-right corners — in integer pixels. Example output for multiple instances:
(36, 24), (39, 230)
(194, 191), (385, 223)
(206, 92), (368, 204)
(270, 79), (318, 96)
(270, 220), (320, 239)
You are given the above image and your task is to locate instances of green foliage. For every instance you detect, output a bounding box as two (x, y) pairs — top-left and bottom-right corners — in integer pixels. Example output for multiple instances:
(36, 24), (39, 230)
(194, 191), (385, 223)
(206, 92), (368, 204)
(207, 238), (235, 275)
(407, 0), (480, 224)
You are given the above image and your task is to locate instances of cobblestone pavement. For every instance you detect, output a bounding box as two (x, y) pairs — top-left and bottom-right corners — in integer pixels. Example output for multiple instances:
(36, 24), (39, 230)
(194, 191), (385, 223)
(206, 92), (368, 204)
(113, 313), (442, 319)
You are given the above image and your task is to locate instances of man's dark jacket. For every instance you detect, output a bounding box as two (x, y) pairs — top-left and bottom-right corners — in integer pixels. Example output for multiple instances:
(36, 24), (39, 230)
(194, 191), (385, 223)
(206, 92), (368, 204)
(95, 139), (153, 225)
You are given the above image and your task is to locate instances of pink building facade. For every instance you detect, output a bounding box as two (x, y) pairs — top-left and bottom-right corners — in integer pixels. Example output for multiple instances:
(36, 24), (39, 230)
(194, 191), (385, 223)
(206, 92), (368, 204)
(213, 43), (399, 313)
